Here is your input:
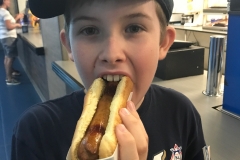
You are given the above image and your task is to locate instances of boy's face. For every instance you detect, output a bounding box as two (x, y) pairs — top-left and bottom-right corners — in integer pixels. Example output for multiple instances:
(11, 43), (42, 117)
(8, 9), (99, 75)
(61, 0), (175, 107)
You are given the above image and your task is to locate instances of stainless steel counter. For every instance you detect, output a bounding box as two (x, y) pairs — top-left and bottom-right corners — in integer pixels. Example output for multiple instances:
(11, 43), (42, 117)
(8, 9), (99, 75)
(172, 25), (227, 35)
(52, 61), (84, 90)
(17, 27), (44, 55)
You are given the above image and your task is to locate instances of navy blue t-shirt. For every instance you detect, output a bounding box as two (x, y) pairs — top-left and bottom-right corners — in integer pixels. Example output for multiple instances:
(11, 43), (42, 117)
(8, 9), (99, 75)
(11, 84), (205, 160)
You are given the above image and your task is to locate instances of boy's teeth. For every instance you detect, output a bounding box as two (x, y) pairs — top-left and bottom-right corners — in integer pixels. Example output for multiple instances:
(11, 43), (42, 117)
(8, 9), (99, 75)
(107, 75), (113, 81)
(103, 75), (123, 81)
(113, 75), (119, 81)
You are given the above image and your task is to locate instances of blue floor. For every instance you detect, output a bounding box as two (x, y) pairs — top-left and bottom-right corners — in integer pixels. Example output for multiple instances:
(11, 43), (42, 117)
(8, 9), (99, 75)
(0, 52), (42, 160)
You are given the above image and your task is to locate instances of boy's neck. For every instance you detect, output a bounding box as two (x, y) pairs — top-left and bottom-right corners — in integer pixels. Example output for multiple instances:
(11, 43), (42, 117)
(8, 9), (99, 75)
(135, 97), (144, 110)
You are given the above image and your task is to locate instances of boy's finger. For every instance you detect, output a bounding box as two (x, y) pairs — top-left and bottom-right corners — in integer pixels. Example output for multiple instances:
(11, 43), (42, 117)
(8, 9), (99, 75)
(119, 103), (148, 160)
(115, 124), (139, 160)
(126, 100), (140, 118)
(126, 101), (147, 134)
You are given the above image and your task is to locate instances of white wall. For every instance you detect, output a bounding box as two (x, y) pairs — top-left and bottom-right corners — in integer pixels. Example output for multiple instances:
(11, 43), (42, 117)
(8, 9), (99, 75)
(173, 0), (204, 13)
(173, 0), (204, 25)
(17, 0), (27, 13)
(208, 0), (228, 7)
(173, 0), (187, 13)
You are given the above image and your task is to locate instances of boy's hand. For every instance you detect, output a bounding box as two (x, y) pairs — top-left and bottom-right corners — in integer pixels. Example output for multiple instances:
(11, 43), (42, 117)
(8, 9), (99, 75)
(116, 101), (148, 160)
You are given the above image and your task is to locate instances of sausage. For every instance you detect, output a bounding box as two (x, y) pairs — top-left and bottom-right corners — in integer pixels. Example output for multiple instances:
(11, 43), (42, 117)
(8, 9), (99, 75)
(68, 76), (133, 160)
(77, 82), (118, 160)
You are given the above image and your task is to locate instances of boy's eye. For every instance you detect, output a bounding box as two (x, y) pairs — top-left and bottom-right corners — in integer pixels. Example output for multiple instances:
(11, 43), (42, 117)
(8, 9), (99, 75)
(80, 27), (99, 35)
(126, 25), (143, 33)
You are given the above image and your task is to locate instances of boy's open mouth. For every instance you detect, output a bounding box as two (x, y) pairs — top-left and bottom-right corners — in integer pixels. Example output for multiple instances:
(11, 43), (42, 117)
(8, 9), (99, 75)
(100, 75), (125, 95)
(102, 75), (124, 82)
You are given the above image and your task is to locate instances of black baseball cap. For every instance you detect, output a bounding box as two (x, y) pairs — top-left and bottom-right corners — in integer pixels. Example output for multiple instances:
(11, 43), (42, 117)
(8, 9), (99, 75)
(29, 0), (173, 22)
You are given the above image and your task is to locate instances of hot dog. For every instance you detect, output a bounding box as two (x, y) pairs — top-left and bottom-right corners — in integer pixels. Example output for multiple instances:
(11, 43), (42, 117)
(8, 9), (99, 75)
(69, 76), (133, 160)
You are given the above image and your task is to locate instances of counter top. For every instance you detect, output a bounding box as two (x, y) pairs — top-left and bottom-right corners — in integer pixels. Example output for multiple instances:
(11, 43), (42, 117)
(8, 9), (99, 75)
(52, 61), (84, 90)
(171, 24), (228, 35)
(17, 27), (44, 55)
(18, 28), (43, 48)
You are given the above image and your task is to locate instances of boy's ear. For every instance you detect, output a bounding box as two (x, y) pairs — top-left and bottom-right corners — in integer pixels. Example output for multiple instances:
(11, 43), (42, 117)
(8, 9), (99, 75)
(60, 29), (74, 61)
(158, 26), (176, 60)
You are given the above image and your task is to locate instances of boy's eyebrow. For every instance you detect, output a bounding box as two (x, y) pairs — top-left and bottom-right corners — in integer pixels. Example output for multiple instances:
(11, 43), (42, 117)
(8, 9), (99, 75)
(123, 13), (152, 20)
(71, 13), (151, 24)
(72, 16), (99, 24)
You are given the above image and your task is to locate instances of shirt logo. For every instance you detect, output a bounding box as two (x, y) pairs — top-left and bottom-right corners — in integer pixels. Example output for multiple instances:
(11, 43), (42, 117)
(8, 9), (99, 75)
(170, 144), (182, 160)
(153, 150), (166, 160)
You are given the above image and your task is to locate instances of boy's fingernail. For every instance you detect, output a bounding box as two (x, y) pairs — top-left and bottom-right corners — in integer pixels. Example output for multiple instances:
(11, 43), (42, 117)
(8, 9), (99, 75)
(116, 124), (126, 132)
(120, 108), (130, 115)
(127, 92), (133, 101)
(127, 101), (135, 111)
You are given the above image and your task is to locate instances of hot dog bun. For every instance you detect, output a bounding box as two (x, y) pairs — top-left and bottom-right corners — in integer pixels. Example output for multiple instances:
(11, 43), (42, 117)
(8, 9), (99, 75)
(69, 76), (133, 159)
(99, 76), (133, 158)
(70, 78), (106, 160)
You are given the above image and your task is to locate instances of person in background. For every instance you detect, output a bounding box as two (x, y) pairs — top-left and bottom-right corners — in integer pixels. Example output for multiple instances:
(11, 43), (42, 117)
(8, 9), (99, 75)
(0, 0), (23, 85)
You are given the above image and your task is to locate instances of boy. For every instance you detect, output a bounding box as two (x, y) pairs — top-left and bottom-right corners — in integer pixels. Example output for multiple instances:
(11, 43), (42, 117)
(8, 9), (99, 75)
(11, 0), (206, 159)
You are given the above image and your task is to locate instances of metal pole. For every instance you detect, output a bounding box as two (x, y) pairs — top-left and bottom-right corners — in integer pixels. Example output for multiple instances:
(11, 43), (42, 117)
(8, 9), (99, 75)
(203, 35), (225, 97)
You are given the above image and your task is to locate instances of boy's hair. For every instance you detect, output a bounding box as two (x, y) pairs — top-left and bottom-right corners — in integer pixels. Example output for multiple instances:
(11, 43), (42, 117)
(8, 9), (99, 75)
(64, 0), (167, 42)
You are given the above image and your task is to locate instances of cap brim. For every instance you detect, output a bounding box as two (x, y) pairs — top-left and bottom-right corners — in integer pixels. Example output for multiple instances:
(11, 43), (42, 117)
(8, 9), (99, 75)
(29, 0), (65, 18)
(29, 0), (173, 22)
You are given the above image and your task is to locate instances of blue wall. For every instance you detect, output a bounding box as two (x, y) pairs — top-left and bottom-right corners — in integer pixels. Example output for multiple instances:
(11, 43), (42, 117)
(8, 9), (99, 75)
(223, 13), (240, 115)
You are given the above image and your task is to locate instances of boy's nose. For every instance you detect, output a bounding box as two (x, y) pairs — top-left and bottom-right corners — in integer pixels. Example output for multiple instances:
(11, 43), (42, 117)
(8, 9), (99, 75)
(98, 37), (126, 64)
